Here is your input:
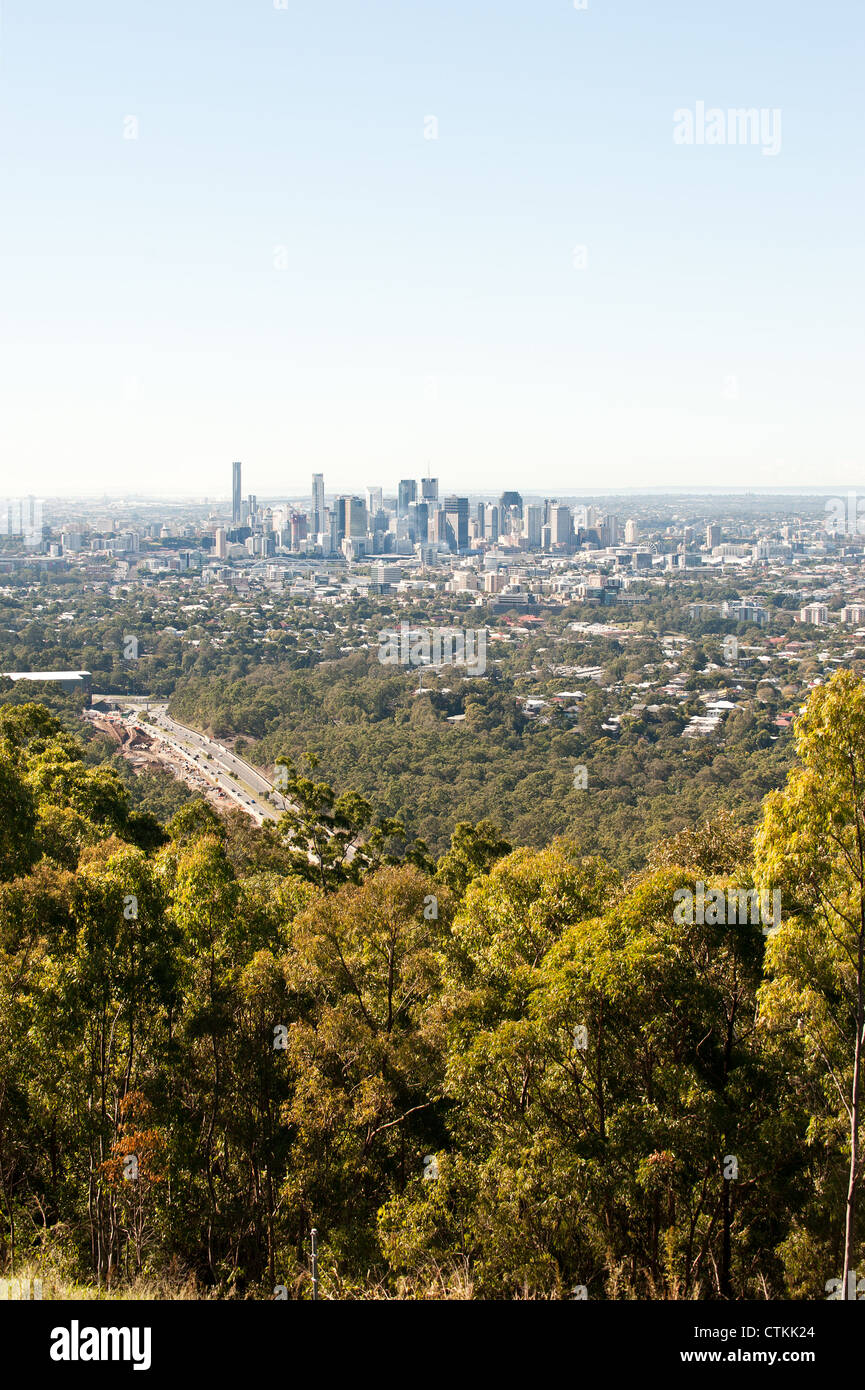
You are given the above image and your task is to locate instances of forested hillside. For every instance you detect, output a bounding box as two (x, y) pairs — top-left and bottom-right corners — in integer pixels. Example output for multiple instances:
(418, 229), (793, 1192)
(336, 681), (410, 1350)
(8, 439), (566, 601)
(169, 648), (792, 869)
(1, 675), (863, 1299)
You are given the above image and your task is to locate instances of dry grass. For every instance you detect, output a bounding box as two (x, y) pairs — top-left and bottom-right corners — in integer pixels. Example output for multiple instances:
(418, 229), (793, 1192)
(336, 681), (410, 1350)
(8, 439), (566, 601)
(3, 1260), (210, 1302)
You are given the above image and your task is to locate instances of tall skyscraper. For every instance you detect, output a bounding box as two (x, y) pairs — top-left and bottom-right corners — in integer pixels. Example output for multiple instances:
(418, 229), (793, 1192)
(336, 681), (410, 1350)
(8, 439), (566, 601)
(550, 505), (573, 550)
(312, 473), (325, 535)
(625, 519), (638, 545)
(499, 491), (523, 540)
(421, 477), (439, 502)
(289, 512), (308, 550)
(499, 491), (523, 517)
(443, 495), (469, 553)
(409, 500), (429, 542)
(366, 486), (383, 518)
(430, 508), (449, 546)
(232, 461), (242, 525)
(398, 479), (417, 517)
(335, 496), (367, 543)
(707, 523), (721, 548)
(523, 505), (543, 548)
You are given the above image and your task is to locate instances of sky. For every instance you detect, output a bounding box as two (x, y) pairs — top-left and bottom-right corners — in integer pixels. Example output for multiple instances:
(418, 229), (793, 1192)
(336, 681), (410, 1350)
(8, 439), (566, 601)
(0, 0), (863, 499)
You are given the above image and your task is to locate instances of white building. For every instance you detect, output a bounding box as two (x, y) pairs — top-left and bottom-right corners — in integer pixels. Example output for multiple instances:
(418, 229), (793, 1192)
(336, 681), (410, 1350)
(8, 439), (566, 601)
(799, 603), (829, 626)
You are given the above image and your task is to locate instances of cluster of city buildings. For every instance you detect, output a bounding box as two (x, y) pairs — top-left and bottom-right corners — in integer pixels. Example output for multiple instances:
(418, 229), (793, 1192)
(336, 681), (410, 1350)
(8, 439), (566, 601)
(219, 463), (643, 563)
(10, 486), (865, 753)
(8, 482), (865, 640)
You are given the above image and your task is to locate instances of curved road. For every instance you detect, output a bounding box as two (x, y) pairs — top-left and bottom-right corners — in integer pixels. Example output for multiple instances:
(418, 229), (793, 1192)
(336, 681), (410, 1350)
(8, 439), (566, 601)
(94, 697), (290, 824)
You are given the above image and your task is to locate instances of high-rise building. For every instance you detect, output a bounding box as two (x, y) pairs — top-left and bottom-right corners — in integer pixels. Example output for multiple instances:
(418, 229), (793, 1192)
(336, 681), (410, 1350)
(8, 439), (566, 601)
(421, 477), (439, 502)
(484, 504), (500, 542)
(443, 495), (470, 553)
(707, 523), (721, 549)
(500, 491), (523, 515)
(312, 474), (325, 535)
(625, 519), (638, 545)
(398, 479), (417, 517)
(366, 486), (383, 518)
(550, 505), (573, 550)
(430, 508), (449, 546)
(409, 500), (429, 542)
(289, 512), (308, 550)
(523, 505), (543, 548)
(231, 461), (242, 525)
(335, 496), (367, 542)
(499, 492), (523, 540)
(215, 527), (228, 559)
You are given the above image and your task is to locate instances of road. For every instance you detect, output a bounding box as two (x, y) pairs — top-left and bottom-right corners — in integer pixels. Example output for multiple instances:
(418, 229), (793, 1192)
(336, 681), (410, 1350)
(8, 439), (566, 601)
(93, 697), (289, 825)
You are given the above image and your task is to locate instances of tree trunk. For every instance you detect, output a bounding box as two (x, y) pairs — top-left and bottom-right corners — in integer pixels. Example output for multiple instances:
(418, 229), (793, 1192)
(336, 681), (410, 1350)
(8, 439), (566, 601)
(842, 898), (865, 1298)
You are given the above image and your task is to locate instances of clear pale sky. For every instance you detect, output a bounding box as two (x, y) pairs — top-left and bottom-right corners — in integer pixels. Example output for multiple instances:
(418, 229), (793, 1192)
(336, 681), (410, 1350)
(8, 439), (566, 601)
(0, 0), (862, 498)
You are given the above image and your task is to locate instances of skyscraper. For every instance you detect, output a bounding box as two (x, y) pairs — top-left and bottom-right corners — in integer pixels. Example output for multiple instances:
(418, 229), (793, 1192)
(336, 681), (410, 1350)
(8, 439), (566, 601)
(398, 479), (417, 517)
(409, 500), (429, 542)
(421, 477), (439, 502)
(523, 505), (543, 548)
(550, 505), (573, 550)
(430, 508), (449, 546)
(499, 491), (523, 517)
(443, 495), (469, 553)
(312, 473), (325, 535)
(289, 512), (308, 550)
(232, 461), (242, 525)
(335, 496), (367, 543)
(499, 491), (523, 539)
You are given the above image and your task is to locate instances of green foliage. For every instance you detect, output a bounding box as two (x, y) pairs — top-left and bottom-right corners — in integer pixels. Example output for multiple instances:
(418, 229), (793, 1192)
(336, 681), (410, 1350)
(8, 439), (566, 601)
(0, 687), (860, 1299)
(436, 820), (512, 896)
(755, 670), (865, 1296)
(167, 650), (790, 870)
(273, 756), (432, 890)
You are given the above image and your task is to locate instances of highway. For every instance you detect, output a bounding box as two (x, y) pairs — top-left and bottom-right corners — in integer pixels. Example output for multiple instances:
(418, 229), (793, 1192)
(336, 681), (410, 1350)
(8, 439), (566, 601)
(94, 697), (289, 825)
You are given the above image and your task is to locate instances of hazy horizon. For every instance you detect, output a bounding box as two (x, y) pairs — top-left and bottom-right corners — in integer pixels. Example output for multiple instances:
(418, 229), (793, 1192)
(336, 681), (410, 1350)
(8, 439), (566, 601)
(12, 484), (865, 504)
